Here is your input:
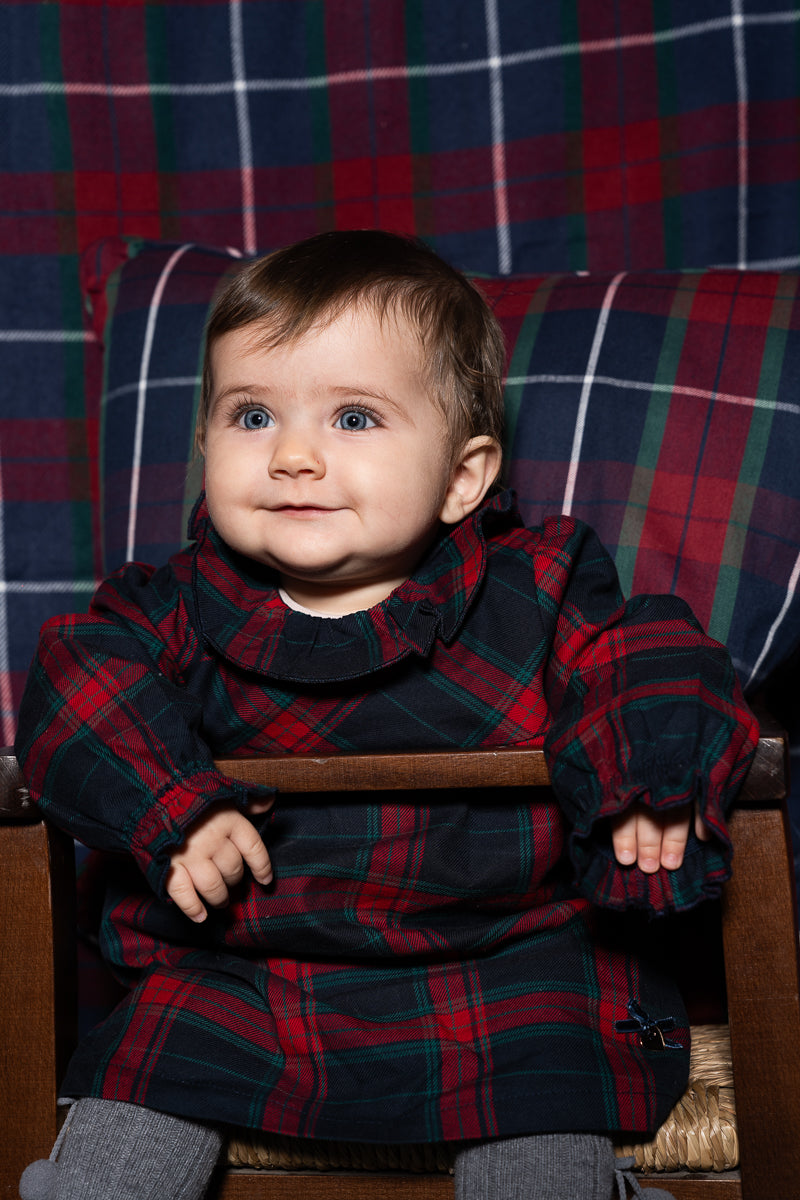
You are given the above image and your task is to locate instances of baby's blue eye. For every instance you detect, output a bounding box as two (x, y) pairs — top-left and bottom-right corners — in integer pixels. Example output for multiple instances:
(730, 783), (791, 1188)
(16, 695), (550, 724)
(238, 408), (271, 431)
(336, 409), (375, 431)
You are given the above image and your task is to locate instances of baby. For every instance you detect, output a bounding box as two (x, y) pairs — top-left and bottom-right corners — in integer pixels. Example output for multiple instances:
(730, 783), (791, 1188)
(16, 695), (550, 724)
(17, 230), (758, 1200)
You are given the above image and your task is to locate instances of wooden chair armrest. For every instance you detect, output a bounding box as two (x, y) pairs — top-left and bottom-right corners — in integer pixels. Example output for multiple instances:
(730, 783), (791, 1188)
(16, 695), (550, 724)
(736, 707), (789, 806)
(0, 750), (36, 822)
(214, 744), (550, 793)
(217, 722), (786, 803)
(2, 713), (786, 813)
(0, 757), (77, 1199)
(721, 801), (800, 1199)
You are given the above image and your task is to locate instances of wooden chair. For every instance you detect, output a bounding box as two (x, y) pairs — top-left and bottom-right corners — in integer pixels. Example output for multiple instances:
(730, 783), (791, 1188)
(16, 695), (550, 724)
(1, 723), (798, 1200)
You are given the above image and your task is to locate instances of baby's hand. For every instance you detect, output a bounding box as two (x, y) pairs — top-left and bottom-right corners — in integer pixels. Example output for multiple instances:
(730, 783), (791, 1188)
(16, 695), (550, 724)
(611, 802), (709, 873)
(166, 799), (274, 922)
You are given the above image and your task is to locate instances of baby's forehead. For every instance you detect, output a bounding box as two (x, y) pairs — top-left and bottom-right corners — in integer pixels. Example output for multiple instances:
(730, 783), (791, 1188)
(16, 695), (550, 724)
(207, 304), (438, 408)
(228, 297), (426, 355)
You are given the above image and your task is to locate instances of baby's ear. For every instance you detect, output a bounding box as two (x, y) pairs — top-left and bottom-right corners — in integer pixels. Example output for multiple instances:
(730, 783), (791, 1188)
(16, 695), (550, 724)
(439, 437), (502, 525)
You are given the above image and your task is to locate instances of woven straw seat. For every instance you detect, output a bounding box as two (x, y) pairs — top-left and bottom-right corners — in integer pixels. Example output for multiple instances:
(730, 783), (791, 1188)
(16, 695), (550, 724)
(617, 1024), (737, 1174)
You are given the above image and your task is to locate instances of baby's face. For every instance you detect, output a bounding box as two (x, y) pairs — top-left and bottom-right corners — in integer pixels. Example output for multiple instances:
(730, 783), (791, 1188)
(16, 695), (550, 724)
(203, 305), (457, 614)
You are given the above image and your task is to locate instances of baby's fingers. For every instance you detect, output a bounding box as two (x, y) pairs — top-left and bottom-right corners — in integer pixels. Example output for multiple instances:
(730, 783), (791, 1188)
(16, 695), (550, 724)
(611, 804), (693, 873)
(657, 809), (692, 871)
(628, 809), (666, 874)
(166, 862), (208, 923)
(610, 810), (639, 868)
(231, 817), (273, 887)
(695, 805), (711, 842)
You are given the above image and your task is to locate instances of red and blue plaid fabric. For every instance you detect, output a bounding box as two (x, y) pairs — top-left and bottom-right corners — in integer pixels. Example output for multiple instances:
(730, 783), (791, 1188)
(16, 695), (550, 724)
(76, 237), (800, 900)
(15, 493), (758, 1140)
(4, 0), (800, 1034)
(4, 0), (800, 746)
(88, 240), (800, 698)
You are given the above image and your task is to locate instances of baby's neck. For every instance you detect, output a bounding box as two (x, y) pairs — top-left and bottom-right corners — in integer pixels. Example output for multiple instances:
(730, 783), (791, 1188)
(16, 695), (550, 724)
(278, 575), (408, 617)
(279, 589), (337, 618)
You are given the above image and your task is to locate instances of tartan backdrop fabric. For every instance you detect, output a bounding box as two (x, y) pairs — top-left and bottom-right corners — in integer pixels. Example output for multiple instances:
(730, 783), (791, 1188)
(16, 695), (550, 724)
(3, 3), (800, 843)
(92, 239), (800, 700)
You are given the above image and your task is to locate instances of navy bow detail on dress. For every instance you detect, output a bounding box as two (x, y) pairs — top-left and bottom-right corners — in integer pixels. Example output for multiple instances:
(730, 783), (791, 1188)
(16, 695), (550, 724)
(614, 1000), (682, 1051)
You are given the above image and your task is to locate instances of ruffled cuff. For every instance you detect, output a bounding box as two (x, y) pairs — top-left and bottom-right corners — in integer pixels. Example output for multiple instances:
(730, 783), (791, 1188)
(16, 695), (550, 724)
(128, 767), (275, 899)
(566, 768), (732, 915)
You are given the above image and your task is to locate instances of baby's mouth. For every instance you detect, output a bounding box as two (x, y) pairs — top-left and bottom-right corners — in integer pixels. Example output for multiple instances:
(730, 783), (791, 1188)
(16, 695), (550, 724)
(272, 504), (337, 516)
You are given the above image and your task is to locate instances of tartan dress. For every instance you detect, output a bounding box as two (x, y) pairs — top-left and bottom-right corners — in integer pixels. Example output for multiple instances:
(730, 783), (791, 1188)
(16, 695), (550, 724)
(15, 491), (758, 1143)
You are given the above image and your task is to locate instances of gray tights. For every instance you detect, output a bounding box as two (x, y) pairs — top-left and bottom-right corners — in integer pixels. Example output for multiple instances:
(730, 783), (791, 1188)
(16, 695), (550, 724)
(20, 1097), (672, 1200)
(454, 1132), (616, 1200)
(19, 1099), (224, 1200)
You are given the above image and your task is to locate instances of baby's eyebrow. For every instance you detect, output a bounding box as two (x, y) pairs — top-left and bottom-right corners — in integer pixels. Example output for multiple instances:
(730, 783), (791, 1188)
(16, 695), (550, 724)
(213, 382), (270, 403)
(328, 384), (405, 413)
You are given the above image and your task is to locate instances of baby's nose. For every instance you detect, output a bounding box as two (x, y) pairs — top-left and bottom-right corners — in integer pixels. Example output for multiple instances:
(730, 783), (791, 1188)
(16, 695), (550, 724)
(268, 428), (324, 477)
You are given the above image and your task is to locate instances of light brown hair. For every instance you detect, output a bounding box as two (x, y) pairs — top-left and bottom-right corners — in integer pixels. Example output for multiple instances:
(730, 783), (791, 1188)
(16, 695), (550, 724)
(197, 230), (506, 461)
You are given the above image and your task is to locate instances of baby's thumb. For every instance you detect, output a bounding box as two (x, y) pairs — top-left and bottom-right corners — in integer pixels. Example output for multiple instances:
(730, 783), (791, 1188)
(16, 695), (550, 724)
(246, 794), (275, 816)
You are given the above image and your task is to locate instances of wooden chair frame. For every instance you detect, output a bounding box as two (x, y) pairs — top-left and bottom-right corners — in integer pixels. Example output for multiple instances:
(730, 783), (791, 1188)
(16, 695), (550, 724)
(1, 721), (798, 1200)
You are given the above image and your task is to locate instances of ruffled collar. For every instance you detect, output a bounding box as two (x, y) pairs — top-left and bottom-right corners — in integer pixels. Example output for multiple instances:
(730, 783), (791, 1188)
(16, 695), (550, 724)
(187, 490), (521, 683)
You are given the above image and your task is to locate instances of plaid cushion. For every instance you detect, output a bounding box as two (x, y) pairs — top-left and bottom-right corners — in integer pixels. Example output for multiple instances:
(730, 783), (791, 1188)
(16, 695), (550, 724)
(90, 238), (800, 699)
(5, 1), (800, 747)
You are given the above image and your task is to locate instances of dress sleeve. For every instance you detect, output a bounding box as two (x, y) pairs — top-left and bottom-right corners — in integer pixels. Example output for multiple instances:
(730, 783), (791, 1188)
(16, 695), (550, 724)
(14, 563), (273, 900)
(538, 516), (760, 915)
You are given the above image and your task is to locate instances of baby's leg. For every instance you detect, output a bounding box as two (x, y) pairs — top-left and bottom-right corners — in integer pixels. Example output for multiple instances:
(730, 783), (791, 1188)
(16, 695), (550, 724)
(454, 1132), (615, 1200)
(19, 1098), (223, 1200)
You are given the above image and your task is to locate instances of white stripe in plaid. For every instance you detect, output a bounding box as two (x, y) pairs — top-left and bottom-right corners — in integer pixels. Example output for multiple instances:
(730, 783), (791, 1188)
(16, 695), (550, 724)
(504, 375), (800, 417)
(0, 331), (94, 342)
(485, 0), (511, 275)
(0, 582), (98, 593)
(0, 454), (12, 744)
(747, 548), (800, 689)
(731, 254), (800, 270)
(106, 378), (202, 403)
(732, 0), (749, 269)
(563, 275), (624, 516)
(230, 0), (257, 255)
(4, 10), (799, 99)
(128, 244), (196, 562)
